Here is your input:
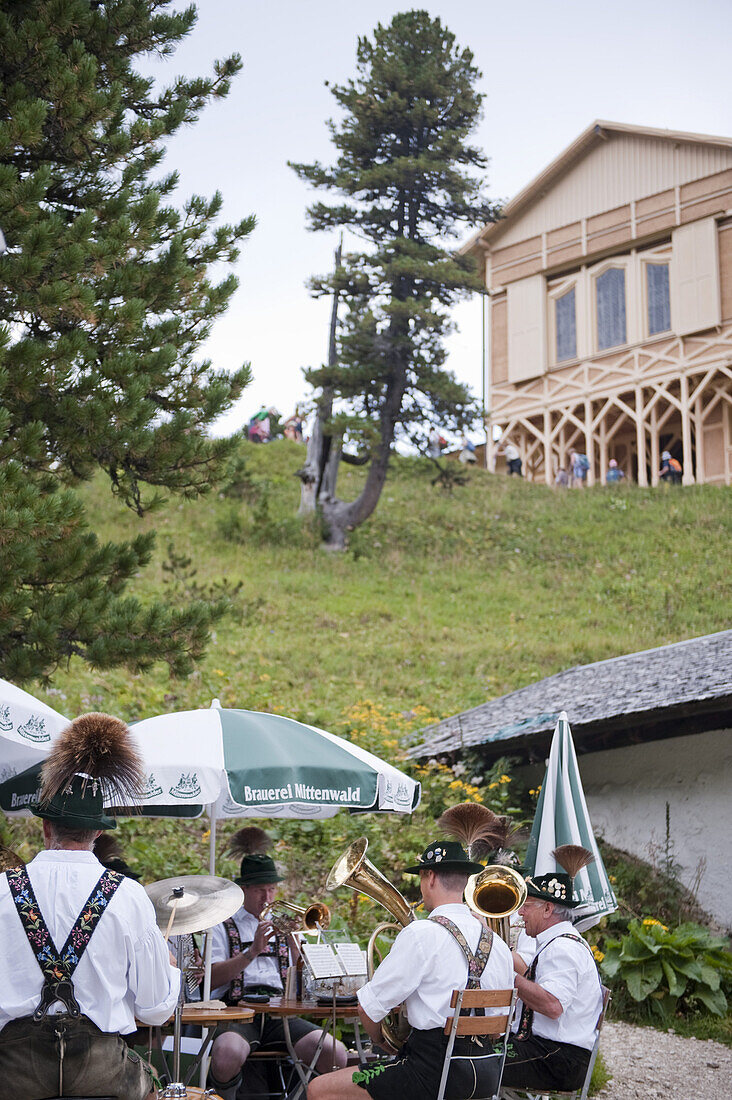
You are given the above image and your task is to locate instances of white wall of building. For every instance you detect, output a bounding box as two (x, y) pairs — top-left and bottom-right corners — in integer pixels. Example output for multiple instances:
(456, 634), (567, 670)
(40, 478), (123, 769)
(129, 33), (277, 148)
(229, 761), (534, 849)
(516, 726), (732, 930)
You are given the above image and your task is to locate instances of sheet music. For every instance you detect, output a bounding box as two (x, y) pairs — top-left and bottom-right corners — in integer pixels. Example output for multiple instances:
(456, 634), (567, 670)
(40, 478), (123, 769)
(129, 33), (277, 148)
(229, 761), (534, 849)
(300, 943), (343, 979)
(335, 943), (367, 975)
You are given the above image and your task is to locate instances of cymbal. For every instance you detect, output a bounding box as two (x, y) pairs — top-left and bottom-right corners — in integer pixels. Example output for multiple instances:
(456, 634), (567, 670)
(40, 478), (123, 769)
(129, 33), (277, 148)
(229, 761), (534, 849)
(145, 874), (243, 935)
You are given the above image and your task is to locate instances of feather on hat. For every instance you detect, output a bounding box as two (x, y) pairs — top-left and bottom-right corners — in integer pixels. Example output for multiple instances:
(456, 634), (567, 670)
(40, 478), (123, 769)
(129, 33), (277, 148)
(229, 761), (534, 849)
(437, 802), (511, 860)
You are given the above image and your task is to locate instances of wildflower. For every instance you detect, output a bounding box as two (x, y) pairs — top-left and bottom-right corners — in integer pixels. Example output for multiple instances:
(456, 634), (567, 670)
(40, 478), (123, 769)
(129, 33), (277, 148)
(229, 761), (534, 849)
(592, 946), (605, 962)
(488, 782), (499, 790)
(642, 918), (669, 931)
(499, 774), (511, 784)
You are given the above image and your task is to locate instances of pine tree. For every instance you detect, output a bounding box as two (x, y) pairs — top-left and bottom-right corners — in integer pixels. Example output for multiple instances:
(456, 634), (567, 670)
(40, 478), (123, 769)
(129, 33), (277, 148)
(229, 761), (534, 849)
(0, 1), (254, 681)
(290, 11), (499, 548)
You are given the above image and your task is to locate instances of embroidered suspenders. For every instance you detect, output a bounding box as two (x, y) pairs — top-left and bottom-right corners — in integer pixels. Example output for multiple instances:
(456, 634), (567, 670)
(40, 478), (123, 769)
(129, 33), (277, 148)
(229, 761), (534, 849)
(7, 867), (124, 1020)
(223, 918), (289, 1004)
(429, 915), (494, 990)
(516, 932), (600, 1039)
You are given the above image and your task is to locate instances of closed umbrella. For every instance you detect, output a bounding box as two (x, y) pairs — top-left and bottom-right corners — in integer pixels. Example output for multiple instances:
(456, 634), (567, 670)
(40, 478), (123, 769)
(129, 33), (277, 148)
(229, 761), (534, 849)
(524, 711), (617, 931)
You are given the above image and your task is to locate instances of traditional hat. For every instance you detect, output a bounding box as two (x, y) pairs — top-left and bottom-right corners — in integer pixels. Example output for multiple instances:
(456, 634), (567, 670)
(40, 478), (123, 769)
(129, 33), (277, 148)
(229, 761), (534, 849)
(33, 712), (143, 831)
(437, 802), (513, 861)
(403, 839), (484, 875)
(524, 845), (594, 908)
(225, 826), (284, 886)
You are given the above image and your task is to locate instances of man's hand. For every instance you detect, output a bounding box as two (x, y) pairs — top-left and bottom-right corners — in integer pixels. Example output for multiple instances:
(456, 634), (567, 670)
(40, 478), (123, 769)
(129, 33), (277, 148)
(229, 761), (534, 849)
(512, 950), (528, 976)
(250, 919), (274, 960)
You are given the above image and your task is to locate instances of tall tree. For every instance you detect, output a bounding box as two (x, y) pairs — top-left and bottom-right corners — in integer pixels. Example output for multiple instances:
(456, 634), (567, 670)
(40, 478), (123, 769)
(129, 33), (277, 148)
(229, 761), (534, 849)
(0, 0), (254, 682)
(291, 10), (499, 548)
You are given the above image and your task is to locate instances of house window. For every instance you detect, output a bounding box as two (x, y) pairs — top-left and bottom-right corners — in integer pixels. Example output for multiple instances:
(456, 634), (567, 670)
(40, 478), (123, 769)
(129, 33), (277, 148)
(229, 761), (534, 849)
(646, 262), (671, 335)
(596, 267), (626, 350)
(555, 288), (576, 362)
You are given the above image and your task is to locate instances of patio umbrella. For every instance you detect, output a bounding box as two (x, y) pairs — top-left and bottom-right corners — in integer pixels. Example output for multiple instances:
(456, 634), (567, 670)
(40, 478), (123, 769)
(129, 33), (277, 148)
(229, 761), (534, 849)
(523, 711), (617, 932)
(0, 678), (70, 812)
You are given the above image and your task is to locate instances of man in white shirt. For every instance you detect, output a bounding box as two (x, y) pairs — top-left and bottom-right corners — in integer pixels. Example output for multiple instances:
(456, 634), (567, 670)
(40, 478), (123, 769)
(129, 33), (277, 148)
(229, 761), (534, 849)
(208, 851), (346, 1100)
(307, 839), (515, 1100)
(503, 857), (604, 1092)
(0, 713), (180, 1100)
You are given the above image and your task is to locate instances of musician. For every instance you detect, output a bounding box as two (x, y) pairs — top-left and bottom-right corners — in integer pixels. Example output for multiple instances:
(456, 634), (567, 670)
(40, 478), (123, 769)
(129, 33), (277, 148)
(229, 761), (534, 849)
(208, 836), (347, 1100)
(0, 713), (180, 1100)
(502, 847), (604, 1092)
(307, 839), (515, 1100)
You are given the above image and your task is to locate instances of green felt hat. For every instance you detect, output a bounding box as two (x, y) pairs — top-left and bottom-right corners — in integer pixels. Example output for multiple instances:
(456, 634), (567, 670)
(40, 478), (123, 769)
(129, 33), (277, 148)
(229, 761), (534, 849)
(236, 853), (284, 886)
(403, 839), (484, 875)
(524, 871), (581, 907)
(33, 773), (117, 831)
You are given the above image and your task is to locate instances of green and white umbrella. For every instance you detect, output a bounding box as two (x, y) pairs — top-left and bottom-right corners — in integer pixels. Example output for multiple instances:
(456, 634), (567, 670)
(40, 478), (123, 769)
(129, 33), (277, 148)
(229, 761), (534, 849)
(524, 711), (617, 931)
(0, 678), (71, 813)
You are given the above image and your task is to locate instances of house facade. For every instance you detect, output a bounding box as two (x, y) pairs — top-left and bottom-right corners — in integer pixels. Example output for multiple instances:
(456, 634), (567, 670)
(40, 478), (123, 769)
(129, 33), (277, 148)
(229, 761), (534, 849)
(464, 122), (732, 485)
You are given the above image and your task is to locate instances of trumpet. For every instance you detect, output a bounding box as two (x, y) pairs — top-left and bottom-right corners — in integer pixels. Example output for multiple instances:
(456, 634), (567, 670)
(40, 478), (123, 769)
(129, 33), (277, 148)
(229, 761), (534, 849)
(260, 899), (331, 935)
(464, 863), (527, 943)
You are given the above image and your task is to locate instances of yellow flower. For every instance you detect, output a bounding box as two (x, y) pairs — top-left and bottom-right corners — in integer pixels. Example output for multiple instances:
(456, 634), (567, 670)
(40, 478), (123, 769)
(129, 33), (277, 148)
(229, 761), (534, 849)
(609, 875), (617, 883)
(202, 829), (211, 841)
(642, 918), (669, 931)
(499, 775), (512, 784)
(488, 782), (499, 790)
(259, 673), (270, 681)
(592, 946), (605, 962)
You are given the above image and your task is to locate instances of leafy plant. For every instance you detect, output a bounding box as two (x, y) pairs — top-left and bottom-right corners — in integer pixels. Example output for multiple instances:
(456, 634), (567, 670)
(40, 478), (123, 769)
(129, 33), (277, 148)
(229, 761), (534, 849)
(600, 918), (732, 1020)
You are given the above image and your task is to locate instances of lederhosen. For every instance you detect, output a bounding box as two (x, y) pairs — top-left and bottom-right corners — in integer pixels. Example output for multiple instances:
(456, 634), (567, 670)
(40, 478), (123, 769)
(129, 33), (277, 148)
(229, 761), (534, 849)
(503, 932), (600, 1092)
(223, 917), (289, 1003)
(354, 917), (496, 1100)
(1, 866), (153, 1100)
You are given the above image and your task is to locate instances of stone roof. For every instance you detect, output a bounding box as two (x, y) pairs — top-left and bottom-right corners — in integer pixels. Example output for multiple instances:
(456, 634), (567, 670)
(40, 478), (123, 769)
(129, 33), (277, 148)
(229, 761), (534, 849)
(411, 631), (732, 764)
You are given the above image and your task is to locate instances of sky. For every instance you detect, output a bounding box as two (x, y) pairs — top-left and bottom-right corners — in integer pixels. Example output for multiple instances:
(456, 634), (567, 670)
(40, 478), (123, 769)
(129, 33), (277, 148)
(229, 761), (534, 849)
(144, 0), (732, 437)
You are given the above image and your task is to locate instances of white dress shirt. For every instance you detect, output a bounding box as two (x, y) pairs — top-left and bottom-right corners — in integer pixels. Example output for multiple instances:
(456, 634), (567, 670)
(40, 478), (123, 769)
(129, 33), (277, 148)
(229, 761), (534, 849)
(0, 850), (180, 1035)
(210, 905), (283, 999)
(516, 921), (603, 1050)
(358, 903), (514, 1031)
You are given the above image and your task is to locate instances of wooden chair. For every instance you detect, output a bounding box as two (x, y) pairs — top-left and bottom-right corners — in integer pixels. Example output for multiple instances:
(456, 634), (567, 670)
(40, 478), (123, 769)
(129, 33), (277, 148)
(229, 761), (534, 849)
(437, 987), (517, 1100)
(501, 985), (611, 1100)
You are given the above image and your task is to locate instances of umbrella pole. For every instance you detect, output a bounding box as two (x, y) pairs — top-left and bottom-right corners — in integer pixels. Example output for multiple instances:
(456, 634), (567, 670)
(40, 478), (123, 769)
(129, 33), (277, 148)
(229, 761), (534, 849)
(199, 806), (217, 1090)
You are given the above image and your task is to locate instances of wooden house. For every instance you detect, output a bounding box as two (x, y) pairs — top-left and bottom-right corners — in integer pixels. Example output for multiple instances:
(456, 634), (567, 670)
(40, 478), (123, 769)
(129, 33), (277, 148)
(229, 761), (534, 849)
(463, 122), (732, 485)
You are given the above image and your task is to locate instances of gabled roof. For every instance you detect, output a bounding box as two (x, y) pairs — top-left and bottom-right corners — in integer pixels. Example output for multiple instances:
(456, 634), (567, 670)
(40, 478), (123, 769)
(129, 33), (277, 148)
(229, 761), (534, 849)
(461, 120), (732, 258)
(410, 630), (732, 764)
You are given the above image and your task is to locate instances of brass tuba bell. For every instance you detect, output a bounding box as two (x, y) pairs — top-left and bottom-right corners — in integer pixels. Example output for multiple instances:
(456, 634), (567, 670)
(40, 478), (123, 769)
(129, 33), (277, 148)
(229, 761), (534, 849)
(327, 837), (414, 1049)
(464, 863), (527, 943)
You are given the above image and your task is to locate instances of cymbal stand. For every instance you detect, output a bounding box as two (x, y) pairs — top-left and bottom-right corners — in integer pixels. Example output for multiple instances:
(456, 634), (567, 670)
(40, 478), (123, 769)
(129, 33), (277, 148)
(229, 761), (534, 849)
(161, 887), (187, 1098)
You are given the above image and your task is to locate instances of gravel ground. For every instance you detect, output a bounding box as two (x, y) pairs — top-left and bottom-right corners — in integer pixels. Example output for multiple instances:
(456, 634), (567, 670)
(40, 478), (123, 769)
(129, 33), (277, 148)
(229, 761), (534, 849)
(595, 1020), (732, 1100)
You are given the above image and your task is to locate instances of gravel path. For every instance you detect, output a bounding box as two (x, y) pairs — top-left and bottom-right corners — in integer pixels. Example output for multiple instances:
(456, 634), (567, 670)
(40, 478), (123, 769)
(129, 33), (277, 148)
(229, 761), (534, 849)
(595, 1020), (732, 1100)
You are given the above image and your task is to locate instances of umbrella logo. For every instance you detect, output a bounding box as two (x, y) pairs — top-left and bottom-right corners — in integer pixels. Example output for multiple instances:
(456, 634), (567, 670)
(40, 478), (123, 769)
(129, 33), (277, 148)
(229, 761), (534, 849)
(0, 706), (13, 731)
(169, 772), (202, 799)
(140, 774), (163, 800)
(396, 781), (411, 806)
(17, 715), (50, 743)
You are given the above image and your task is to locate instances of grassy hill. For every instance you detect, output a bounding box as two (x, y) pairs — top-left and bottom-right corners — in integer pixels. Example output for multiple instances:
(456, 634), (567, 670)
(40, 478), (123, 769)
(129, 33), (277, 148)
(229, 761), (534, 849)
(25, 438), (732, 729)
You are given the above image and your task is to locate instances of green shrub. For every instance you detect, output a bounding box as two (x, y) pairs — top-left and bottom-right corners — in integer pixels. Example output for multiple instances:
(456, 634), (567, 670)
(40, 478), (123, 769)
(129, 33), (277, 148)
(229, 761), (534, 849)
(600, 918), (732, 1021)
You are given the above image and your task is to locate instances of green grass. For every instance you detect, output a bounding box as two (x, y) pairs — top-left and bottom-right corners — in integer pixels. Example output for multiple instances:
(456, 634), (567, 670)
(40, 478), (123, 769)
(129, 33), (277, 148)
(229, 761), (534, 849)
(21, 438), (731, 730)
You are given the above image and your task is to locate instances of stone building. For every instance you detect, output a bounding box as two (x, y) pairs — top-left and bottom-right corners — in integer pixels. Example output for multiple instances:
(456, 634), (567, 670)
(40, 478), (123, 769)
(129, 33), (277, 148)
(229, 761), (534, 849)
(464, 121), (732, 485)
(410, 630), (732, 929)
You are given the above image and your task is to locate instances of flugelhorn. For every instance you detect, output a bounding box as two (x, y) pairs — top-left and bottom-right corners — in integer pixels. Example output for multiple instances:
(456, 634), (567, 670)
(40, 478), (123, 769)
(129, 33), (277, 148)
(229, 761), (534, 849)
(464, 863), (527, 943)
(261, 899), (331, 934)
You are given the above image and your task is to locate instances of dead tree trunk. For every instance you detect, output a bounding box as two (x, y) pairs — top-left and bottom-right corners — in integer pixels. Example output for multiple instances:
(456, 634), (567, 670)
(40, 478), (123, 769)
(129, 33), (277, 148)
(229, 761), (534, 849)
(297, 240), (341, 516)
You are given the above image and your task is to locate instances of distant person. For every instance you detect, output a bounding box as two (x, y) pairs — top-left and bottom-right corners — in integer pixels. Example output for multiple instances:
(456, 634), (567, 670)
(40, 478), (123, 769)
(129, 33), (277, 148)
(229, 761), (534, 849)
(570, 450), (590, 488)
(605, 459), (625, 484)
(500, 439), (523, 477)
(458, 435), (477, 465)
(555, 467), (569, 488)
(427, 427), (443, 459)
(659, 451), (682, 484)
(283, 412), (304, 442)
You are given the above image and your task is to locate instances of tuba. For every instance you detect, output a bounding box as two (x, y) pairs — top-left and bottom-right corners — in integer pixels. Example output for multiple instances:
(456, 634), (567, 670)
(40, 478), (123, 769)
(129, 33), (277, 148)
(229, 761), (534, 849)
(326, 837), (414, 1049)
(464, 863), (527, 943)
(260, 899), (331, 935)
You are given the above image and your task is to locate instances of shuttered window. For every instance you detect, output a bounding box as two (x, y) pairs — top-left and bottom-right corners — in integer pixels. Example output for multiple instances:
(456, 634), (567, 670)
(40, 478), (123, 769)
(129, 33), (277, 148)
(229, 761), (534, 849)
(596, 267), (626, 350)
(555, 288), (577, 361)
(646, 263), (671, 335)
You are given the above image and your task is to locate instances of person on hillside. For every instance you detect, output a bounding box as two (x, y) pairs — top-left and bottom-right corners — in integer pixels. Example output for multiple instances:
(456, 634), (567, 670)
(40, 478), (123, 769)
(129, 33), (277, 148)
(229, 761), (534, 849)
(208, 829), (346, 1100)
(500, 439), (523, 477)
(0, 713), (180, 1100)
(555, 467), (569, 488)
(659, 451), (682, 484)
(307, 838), (514, 1100)
(570, 451), (590, 488)
(458, 435), (477, 465)
(605, 459), (625, 484)
(502, 846), (604, 1094)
